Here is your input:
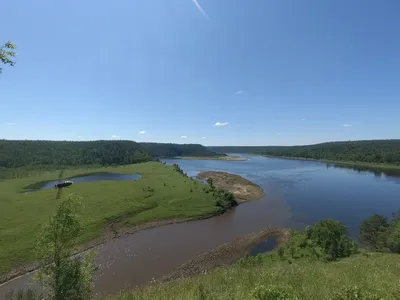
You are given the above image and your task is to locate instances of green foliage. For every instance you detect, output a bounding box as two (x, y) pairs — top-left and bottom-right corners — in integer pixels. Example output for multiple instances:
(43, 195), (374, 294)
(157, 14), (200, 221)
(0, 41), (16, 73)
(139, 142), (217, 158)
(212, 188), (237, 210)
(360, 211), (400, 254)
(359, 214), (389, 251)
(0, 140), (152, 169)
(209, 140), (400, 165)
(250, 285), (298, 300)
(5, 289), (43, 300)
(332, 286), (382, 300)
(311, 219), (358, 261)
(35, 193), (96, 300)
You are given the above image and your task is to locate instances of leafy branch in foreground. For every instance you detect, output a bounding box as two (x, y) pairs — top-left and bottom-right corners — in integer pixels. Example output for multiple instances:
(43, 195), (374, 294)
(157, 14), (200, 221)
(0, 41), (16, 73)
(34, 194), (96, 300)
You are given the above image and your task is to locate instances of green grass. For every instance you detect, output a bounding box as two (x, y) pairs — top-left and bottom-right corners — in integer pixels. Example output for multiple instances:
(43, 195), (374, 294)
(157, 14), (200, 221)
(113, 252), (400, 300)
(0, 162), (218, 276)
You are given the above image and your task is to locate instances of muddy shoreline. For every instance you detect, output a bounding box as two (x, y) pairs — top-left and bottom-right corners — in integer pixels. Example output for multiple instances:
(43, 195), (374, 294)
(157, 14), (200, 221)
(197, 171), (265, 202)
(1, 171), (266, 286)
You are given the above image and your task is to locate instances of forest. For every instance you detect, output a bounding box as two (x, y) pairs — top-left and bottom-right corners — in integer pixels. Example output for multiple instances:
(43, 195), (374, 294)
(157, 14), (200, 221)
(139, 142), (218, 158)
(209, 140), (400, 165)
(0, 140), (218, 170)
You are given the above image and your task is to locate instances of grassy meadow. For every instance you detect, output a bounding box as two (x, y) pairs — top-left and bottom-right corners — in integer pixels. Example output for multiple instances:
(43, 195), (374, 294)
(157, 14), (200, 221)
(0, 162), (218, 276)
(113, 252), (400, 300)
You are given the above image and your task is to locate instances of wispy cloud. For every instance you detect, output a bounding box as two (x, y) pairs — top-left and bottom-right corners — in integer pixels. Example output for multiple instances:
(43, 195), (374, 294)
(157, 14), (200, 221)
(5, 122), (16, 126)
(201, 136), (207, 139)
(277, 133), (281, 135)
(235, 90), (245, 94)
(192, 0), (210, 20)
(342, 124), (353, 127)
(77, 136), (84, 140)
(301, 118), (306, 121)
(214, 122), (229, 127)
(111, 135), (121, 139)
(181, 135), (188, 139)
(138, 130), (146, 135)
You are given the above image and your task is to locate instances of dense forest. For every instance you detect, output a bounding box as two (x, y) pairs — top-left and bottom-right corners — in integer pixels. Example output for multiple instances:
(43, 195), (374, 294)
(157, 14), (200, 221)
(140, 142), (218, 158)
(0, 140), (218, 170)
(209, 140), (400, 165)
(0, 140), (152, 168)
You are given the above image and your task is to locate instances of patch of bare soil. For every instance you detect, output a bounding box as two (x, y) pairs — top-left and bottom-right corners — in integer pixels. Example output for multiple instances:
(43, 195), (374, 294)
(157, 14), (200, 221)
(160, 227), (290, 282)
(197, 171), (265, 202)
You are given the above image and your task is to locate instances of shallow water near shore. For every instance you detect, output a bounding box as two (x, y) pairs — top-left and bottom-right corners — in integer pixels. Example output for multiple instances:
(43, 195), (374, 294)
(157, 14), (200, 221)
(2, 154), (400, 298)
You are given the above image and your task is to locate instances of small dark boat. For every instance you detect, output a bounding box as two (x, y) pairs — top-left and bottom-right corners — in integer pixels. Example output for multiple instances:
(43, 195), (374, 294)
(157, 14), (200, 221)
(54, 180), (73, 189)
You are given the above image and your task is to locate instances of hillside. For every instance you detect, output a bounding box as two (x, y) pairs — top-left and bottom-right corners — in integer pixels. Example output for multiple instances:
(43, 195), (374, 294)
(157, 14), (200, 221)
(0, 140), (152, 168)
(209, 140), (400, 165)
(140, 142), (219, 158)
(116, 253), (400, 300)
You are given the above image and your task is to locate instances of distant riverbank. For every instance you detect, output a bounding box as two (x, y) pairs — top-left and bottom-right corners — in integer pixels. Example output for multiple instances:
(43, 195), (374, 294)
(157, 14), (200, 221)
(197, 171), (265, 202)
(263, 155), (400, 171)
(176, 155), (248, 161)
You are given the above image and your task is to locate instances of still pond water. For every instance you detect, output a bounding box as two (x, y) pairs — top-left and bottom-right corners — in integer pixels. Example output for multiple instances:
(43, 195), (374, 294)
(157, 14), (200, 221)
(1, 154), (400, 298)
(35, 173), (141, 191)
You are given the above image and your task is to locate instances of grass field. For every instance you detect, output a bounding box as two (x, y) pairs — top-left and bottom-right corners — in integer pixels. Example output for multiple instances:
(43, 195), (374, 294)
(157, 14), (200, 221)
(0, 162), (218, 277)
(114, 252), (400, 300)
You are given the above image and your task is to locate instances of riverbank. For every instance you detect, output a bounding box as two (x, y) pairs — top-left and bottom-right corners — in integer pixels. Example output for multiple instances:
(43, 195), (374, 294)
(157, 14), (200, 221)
(160, 227), (289, 283)
(197, 171), (265, 202)
(176, 155), (248, 161)
(263, 155), (400, 171)
(0, 166), (265, 286)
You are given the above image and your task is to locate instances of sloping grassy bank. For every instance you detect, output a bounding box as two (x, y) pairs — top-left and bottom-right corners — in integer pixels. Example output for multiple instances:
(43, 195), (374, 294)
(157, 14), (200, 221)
(0, 162), (219, 280)
(114, 253), (400, 300)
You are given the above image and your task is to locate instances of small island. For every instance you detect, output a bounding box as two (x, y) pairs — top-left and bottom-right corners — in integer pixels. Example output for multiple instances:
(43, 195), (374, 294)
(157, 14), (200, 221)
(177, 155), (248, 161)
(197, 171), (265, 202)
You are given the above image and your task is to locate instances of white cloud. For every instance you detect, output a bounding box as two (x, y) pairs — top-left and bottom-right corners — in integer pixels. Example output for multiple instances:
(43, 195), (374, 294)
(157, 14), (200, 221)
(301, 118), (306, 121)
(277, 133), (281, 135)
(181, 135), (188, 139)
(138, 130), (146, 135)
(201, 136), (207, 139)
(111, 135), (121, 139)
(342, 124), (352, 127)
(192, 0), (210, 20)
(5, 122), (16, 126)
(235, 90), (245, 94)
(214, 122), (229, 127)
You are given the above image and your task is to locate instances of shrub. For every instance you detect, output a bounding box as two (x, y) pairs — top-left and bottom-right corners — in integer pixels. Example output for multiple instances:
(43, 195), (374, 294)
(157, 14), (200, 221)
(250, 285), (298, 300)
(277, 246), (285, 259)
(332, 286), (382, 300)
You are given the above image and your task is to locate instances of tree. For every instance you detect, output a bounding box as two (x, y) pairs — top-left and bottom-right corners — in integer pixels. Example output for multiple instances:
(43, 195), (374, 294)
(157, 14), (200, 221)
(35, 194), (96, 300)
(0, 41), (16, 73)
(359, 214), (389, 250)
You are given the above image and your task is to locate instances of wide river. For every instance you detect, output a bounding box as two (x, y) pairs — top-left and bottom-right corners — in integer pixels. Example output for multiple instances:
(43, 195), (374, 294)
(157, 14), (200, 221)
(1, 154), (400, 298)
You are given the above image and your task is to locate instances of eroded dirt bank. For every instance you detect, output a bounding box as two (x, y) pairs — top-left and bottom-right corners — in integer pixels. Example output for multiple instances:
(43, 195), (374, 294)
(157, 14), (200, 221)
(160, 227), (289, 282)
(197, 171), (265, 202)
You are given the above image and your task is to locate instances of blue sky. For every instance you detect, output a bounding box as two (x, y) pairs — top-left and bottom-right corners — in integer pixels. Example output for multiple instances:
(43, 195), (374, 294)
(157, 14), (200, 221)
(1, 0), (399, 146)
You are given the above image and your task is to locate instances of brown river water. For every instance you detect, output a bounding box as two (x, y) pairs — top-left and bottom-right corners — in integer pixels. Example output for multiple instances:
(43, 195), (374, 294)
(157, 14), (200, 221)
(1, 154), (400, 298)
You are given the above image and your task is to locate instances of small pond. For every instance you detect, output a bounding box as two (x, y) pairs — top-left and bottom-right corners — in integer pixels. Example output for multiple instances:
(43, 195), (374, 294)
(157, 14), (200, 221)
(25, 172), (141, 191)
(250, 236), (278, 256)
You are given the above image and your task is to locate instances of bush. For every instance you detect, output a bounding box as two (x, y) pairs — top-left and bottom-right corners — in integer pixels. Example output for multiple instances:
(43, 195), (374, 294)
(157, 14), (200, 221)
(332, 286), (382, 300)
(359, 214), (389, 250)
(5, 289), (43, 300)
(250, 285), (298, 300)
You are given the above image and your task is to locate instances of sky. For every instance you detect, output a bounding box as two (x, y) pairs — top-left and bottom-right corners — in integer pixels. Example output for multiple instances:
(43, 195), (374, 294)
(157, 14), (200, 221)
(1, 0), (400, 146)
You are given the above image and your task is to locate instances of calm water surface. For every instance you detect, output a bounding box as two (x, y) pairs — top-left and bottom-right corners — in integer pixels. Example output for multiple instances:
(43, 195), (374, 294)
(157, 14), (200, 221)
(1, 155), (400, 298)
(36, 173), (141, 191)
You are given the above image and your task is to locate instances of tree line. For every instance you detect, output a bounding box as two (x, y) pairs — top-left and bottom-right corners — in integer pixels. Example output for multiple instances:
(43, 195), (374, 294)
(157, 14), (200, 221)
(209, 140), (400, 165)
(0, 140), (218, 171)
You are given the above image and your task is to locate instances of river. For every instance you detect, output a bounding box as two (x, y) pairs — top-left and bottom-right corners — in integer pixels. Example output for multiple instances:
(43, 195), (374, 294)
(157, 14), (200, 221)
(1, 154), (400, 298)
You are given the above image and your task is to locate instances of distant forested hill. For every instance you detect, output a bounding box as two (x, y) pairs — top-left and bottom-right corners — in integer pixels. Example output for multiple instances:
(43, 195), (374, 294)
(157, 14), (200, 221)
(139, 143), (218, 158)
(209, 140), (400, 165)
(0, 140), (219, 169)
(0, 140), (152, 168)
